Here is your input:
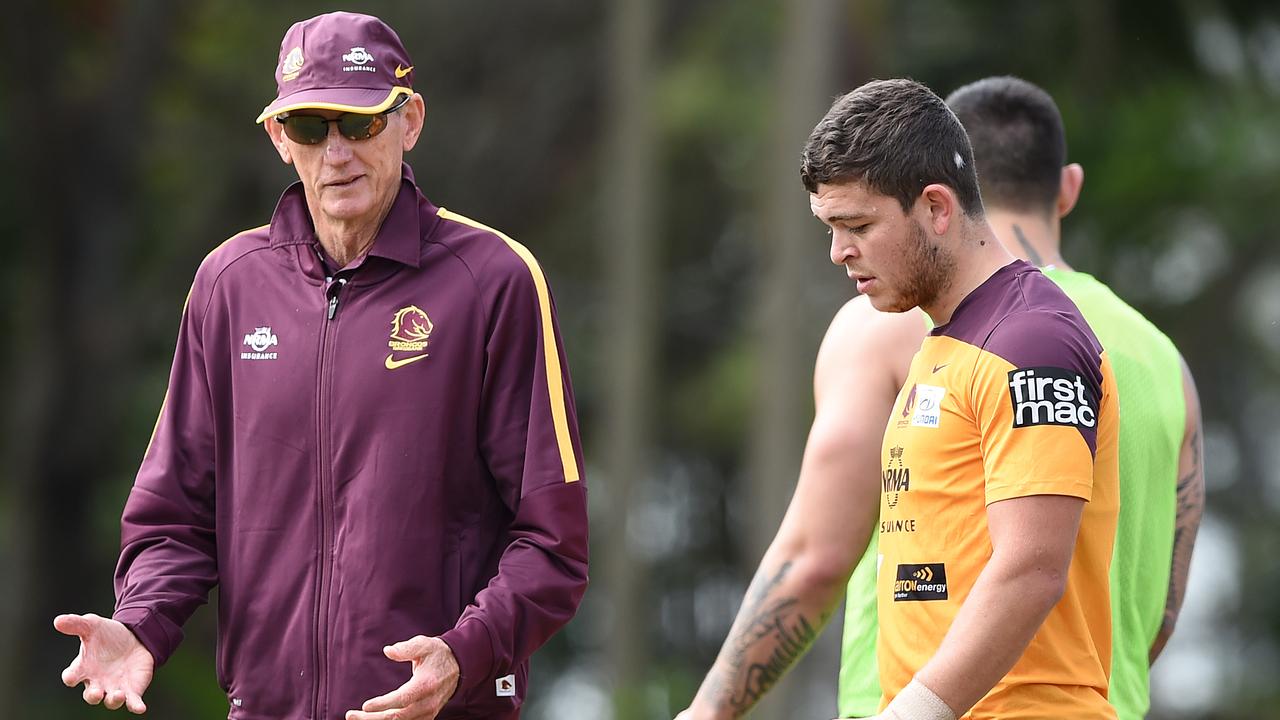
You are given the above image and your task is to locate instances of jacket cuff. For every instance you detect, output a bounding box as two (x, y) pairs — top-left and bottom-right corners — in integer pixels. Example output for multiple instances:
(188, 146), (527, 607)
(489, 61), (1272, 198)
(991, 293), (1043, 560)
(112, 606), (182, 667)
(439, 617), (495, 693)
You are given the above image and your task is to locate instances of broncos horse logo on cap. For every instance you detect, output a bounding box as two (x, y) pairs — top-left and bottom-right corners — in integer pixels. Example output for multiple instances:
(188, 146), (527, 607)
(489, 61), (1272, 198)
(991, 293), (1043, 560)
(281, 47), (304, 81)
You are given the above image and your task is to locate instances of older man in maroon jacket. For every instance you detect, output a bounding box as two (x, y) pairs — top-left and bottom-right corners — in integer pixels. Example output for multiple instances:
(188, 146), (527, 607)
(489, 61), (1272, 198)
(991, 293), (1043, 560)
(54, 12), (588, 720)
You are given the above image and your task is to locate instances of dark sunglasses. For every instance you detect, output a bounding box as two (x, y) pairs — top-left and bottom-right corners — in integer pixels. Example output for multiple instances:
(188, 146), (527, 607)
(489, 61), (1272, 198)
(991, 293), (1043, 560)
(276, 94), (411, 145)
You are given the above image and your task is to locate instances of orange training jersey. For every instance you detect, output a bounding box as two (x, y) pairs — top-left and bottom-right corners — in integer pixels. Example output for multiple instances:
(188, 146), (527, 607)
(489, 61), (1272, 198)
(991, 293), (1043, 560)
(876, 261), (1119, 719)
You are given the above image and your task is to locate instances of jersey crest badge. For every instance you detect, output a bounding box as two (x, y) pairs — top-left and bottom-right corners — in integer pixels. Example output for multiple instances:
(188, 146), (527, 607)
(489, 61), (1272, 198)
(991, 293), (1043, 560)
(385, 305), (433, 370)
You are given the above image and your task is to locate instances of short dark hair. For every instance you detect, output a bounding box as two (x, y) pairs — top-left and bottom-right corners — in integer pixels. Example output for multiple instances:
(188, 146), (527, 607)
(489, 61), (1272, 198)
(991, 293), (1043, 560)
(800, 78), (984, 217)
(945, 76), (1065, 214)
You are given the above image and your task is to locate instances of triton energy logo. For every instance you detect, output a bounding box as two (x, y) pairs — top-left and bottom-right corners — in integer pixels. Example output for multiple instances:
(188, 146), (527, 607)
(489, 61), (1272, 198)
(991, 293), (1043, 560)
(241, 327), (279, 360)
(342, 46), (377, 73)
(1007, 366), (1096, 429)
(385, 305), (433, 370)
(893, 563), (948, 601)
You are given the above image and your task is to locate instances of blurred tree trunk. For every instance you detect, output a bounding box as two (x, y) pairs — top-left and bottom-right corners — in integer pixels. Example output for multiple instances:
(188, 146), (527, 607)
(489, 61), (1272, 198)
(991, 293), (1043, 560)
(0, 1), (184, 711)
(1074, 0), (1119, 100)
(0, 1), (60, 698)
(601, 0), (658, 717)
(747, 0), (840, 717)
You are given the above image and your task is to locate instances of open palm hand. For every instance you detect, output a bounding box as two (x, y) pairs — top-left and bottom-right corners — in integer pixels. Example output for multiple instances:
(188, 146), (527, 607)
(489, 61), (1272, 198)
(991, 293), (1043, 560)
(55, 613), (154, 714)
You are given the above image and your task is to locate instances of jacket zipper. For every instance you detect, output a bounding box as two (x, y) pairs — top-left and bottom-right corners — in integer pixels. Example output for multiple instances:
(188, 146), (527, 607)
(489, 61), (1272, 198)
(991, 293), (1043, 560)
(312, 275), (346, 719)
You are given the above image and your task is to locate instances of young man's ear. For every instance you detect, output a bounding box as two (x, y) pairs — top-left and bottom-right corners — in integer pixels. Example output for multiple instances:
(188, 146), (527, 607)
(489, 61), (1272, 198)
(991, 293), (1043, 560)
(1057, 163), (1084, 219)
(264, 119), (294, 165)
(919, 183), (961, 236)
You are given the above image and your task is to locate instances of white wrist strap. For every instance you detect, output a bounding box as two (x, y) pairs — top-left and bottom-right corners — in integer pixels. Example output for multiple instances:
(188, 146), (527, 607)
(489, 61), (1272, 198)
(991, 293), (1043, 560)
(881, 678), (956, 720)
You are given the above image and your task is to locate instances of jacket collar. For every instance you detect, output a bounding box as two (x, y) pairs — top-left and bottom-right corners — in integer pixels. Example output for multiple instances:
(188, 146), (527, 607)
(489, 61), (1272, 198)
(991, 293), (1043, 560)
(268, 162), (432, 269)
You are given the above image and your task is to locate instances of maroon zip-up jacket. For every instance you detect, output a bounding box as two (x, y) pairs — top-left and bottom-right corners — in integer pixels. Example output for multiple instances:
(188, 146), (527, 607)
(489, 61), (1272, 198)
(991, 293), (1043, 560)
(112, 165), (588, 719)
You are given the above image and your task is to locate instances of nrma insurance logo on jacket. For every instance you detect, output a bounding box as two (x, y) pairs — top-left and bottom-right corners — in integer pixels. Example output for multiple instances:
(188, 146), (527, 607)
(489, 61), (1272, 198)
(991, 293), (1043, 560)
(241, 327), (279, 360)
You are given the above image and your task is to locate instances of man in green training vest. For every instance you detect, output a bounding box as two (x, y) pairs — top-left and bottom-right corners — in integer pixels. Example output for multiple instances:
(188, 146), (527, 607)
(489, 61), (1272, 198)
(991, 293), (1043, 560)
(675, 76), (1204, 720)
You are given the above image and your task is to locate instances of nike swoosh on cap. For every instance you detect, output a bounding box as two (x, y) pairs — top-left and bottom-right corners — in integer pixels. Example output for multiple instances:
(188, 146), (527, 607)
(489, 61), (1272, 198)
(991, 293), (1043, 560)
(385, 353), (429, 370)
(395, 65), (413, 78)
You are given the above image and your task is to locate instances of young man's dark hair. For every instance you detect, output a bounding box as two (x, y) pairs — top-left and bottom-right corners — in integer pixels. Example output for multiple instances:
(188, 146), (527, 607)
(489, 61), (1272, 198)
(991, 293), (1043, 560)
(945, 76), (1066, 215)
(800, 78), (985, 217)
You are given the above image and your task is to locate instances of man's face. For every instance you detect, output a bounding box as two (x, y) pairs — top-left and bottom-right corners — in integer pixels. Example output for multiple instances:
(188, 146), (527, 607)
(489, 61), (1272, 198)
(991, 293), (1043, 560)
(266, 95), (425, 226)
(810, 180), (954, 313)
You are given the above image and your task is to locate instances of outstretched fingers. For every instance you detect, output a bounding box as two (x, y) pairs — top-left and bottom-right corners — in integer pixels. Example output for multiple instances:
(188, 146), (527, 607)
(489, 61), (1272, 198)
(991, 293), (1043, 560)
(383, 635), (431, 662)
(57, 612), (151, 713)
(54, 613), (98, 639)
(346, 695), (435, 720)
(61, 656), (86, 688)
(104, 689), (127, 710)
(124, 690), (148, 714)
(361, 675), (430, 713)
(82, 681), (106, 706)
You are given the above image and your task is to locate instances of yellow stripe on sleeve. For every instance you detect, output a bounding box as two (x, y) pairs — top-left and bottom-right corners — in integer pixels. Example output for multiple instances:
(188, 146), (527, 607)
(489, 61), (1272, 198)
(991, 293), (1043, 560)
(436, 209), (581, 482)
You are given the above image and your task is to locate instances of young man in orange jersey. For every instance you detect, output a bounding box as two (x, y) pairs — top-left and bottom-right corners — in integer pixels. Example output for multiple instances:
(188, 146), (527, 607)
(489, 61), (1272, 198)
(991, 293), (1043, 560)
(680, 78), (1122, 720)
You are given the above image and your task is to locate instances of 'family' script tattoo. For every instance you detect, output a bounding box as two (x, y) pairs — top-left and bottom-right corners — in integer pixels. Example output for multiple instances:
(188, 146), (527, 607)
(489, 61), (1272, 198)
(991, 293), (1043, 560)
(1012, 224), (1045, 267)
(704, 561), (828, 716)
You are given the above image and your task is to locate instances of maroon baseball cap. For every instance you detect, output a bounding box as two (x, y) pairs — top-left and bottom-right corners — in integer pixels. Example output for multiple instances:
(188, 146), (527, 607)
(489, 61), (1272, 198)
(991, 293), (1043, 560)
(255, 12), (415, 123)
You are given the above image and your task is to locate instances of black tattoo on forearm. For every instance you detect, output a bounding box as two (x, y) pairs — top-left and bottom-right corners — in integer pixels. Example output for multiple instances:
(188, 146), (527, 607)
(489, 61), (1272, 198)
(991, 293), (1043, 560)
(1012, 224), (1045, 267)
(1163, 427), (1204, 635)
(703, 561), (828, 716)
(728, 602), (819, 710)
